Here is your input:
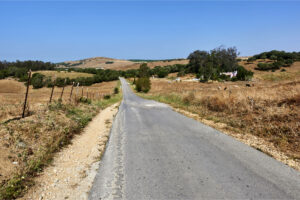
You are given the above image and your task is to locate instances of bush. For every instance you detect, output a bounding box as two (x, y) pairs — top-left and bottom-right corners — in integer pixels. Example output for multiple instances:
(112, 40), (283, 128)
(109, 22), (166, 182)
(0, 71), (5, 79)
(31, 73), (45, 89)
(183, 92), (195, 105)
(247, 57), (256, 62)
(104, 95), (111, 99)
(79, 97), (91, 104)
(236, 66), (253, 81)
(219, 74), (231, 81)
(231, 77), (238, 82)
(136, 77), (151, 93)
(256, 62), (280, 71)
(157, 68), (169, 78)
(44, 77), (54, 88)
(114, 87), (119, 94)
(177, 71), (185, 77)
(55, 77), (66, 87)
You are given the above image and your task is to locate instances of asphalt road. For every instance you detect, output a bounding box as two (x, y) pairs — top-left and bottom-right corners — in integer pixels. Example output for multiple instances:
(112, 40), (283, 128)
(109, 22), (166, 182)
(89, 78), (300, 200)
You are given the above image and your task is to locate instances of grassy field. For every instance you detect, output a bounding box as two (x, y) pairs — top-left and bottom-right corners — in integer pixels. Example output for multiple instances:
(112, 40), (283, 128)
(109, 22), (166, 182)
(241, 59), (300, 81)
(0, 79), (117, 122)
(135, 61), (300, 170)
(0, 78), (121, 199)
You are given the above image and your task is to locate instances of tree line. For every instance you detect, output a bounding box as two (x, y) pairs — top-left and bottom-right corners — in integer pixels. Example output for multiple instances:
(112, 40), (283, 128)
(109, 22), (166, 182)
(0, 60), (55, 80)
(248, 50), (300, 71)
(1, 47), (254, 90)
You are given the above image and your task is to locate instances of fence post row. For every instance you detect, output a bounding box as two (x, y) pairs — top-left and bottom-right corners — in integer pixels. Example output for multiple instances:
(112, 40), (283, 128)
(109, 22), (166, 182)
(22, 69), (31, 118)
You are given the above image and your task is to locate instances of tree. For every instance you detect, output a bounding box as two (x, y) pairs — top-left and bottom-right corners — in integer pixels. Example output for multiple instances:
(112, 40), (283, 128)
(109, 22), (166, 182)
(157, 68), (169, 78)
(187, 46), (239, 81)
(187, 50), (209, 73)
(136, 77), (151, 93)
(270, 55), (277, 60)
(136, 63), (151, 93)
(31, 73), (45, 89)
(261, 54), (267, 60)
(139, 63), (150, 77)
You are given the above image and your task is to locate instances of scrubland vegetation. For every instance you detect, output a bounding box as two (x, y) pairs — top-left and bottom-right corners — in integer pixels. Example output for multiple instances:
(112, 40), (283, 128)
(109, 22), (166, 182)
(0, 79), (121, 199)
(247, 50), (300, 71)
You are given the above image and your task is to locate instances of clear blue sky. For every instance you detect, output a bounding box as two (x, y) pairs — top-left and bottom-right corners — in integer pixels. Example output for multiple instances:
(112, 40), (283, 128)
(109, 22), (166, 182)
(1, 1), (300, 62)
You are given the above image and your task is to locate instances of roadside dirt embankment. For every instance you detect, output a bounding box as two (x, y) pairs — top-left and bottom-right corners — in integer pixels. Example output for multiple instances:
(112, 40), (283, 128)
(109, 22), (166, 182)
(21, 103), (120, 200)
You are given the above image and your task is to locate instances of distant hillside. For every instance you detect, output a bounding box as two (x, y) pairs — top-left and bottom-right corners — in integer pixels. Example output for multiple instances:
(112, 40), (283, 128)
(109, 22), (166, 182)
(57, 57), (189, 70)
(57, 57), (134, 70)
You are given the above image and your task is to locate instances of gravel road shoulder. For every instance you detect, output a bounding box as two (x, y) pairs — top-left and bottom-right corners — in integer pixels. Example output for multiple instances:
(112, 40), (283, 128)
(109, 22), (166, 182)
(20, 103), (120, 200)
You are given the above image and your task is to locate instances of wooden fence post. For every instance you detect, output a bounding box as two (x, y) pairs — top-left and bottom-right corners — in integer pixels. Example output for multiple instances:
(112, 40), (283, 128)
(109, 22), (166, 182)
(49, 75), (57, 103)
(69, 82), (74, 102)
(59, 79), (67, 101)
(81, 86), (84, 98)
(49, 75), (56, 103)
(75, 83), (79, 100)
(22, 69), (31, 118)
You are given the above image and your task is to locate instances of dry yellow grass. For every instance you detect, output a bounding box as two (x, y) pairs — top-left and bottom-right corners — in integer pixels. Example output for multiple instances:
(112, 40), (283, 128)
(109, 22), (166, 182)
(0, 79), (117, 122)
(34, 70), (93, 79)
(58, 56), (189, 70)
(240, 60), (300, 81)
(0, 79), (120, 198)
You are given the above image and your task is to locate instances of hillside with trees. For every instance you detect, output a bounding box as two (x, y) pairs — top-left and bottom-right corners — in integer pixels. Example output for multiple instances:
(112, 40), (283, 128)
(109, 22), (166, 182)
(247, 50), (300, 71)
(0, 47), (258, 90)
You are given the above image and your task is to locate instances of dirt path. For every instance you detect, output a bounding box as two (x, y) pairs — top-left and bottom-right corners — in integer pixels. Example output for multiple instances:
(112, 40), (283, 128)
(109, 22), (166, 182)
(20, 103), (120, 200)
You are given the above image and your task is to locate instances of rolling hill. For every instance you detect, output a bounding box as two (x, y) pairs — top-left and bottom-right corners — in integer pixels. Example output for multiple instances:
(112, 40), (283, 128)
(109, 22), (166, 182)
(57, 57), (189, 70)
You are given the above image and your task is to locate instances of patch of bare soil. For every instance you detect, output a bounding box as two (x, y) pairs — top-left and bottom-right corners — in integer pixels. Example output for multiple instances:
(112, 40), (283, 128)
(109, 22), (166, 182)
(173, 107), (300, 171)
(20, 103), (120, 200)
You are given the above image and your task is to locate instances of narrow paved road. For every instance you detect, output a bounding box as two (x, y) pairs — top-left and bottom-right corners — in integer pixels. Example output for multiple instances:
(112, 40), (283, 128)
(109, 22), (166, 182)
(89, 78), (300, 199)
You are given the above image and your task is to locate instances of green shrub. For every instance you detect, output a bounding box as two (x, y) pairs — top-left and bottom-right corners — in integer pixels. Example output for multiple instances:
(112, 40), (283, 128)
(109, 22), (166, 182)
(104, 95), (111, 99)
(136, 77), (151, 93)
(236, 66), (253, 81)
(157, 68), (169, 78)
(31, 73), (45, 89)
(55, 77), (66, 87)
(0, 71), (5, 79)
(247, 57), (256, 62)
(177, 71), (185, 77)
(114, 87), (119, 94)
(231, 76), (238, 82)
(256, 62), (280, 71)
(44, 77), (54, 88)
(79, 97), (91, 104)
